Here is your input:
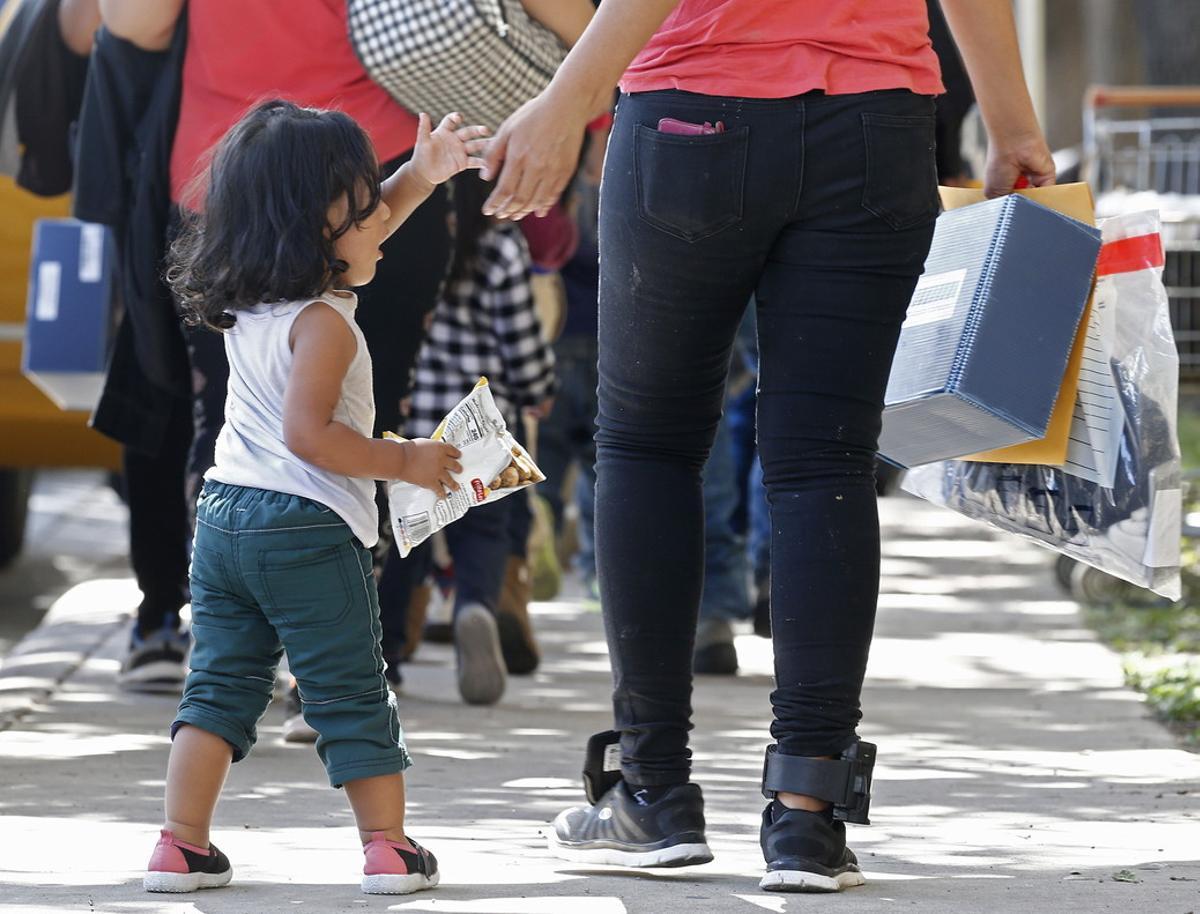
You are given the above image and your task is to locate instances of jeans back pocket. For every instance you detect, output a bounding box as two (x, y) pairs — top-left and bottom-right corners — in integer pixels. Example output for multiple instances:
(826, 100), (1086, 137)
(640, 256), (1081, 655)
(634, 123), (749, 243)
(860, 112), (939, 231)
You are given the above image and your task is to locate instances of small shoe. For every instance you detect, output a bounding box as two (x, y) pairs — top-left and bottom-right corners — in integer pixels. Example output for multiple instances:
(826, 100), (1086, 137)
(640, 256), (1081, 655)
(282, 682), (318, 744)
(759, 801), (866, 893)
(548, 781), (714, 868)
(496, 556), (540, 675)
(454, 603), (506, 705)
(144, 829), (232, 893)
(692, 618), (738, 675)
(361, 833), (439, 895)
(119, 618), (190, 694)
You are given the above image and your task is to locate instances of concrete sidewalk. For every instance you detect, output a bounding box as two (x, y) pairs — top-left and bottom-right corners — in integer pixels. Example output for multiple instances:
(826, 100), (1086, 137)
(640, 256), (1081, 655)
(1, 496), (1197, 913)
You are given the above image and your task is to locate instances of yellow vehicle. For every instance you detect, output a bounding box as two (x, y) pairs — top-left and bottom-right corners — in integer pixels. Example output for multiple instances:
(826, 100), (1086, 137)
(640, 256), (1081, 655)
(0, 175), (120, 566)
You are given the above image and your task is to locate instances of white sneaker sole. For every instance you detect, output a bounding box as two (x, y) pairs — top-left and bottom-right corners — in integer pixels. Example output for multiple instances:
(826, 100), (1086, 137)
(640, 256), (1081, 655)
(282, 714), (319, 744)
(144, 867), (232, 893)
(547, 833), (713, 868)
(759, 868), (866, 892)
(455, 604), (506, 705)
(361, 870), (440, 894)
(119, 661), (187, 693)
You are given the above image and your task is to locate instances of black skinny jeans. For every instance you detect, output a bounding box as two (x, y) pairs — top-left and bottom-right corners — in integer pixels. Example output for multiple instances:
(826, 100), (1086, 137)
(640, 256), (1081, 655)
(596, 89), (938, 785)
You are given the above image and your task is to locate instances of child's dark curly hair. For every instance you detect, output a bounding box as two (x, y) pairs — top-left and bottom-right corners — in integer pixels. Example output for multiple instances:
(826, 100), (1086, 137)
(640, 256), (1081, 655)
(168, 100), (382, 330)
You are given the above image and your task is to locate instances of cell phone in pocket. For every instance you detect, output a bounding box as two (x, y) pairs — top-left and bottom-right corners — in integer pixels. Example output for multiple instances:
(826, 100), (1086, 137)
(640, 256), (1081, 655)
(657, 117), (726, 136)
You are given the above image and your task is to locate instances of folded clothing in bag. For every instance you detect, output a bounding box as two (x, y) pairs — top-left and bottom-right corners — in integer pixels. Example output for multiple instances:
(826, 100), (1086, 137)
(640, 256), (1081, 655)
(903, 211), (1181, 600)
(880, 195), (1101, 468)
(386, 378), (545, 557)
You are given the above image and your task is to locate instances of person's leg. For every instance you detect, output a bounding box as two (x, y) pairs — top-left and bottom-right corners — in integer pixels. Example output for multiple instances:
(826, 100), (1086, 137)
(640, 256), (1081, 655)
(695, 403), (751, 674)
(148, 483), (280, 893)
(496, 487), (540, 673)
(120, 394), (193, 691)
(595, 91), (792, 789)
(752, 90), (937, 892)
(550, 90), (801, 869)
(757, 89), (937, 766)
(746, 453), (772, 637)
(236, 487), (435, 895)
(445, 498), (512, 704)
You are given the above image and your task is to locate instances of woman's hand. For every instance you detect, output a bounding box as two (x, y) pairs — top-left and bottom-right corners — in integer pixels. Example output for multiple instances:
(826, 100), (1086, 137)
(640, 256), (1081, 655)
(480, 90), (592, 221)
(397, 439), (463, 499)
(983, 129), (1056, 198)
(410, 113), (490, 188)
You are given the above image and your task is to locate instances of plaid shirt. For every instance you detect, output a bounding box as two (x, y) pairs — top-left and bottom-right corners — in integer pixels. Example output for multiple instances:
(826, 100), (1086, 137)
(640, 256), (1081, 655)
(408, 222), (557, 438)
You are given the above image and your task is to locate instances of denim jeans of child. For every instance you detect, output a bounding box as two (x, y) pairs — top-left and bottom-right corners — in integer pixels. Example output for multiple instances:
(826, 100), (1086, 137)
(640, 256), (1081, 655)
(595, 88), (938, 785)
(178, 482), (411, 787)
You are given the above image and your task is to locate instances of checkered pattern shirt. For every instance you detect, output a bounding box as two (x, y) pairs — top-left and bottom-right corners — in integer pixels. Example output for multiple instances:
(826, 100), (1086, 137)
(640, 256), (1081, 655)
(408, 223), (557, 439)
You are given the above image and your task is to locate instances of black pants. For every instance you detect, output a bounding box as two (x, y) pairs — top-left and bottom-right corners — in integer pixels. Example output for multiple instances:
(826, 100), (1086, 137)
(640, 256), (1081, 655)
(379, 490), (529, 660)
(596, 89), (938, 785)
(127, 153), (450, 632)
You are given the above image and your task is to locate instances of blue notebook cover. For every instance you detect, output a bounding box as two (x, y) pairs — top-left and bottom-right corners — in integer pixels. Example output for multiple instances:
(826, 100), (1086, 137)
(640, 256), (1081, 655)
(880, 195), (1100, 468)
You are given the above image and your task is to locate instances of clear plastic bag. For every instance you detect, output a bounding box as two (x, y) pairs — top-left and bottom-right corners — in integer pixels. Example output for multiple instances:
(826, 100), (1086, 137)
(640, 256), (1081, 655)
(386, 378), (545, 558)
(903, 211), (1182, 600)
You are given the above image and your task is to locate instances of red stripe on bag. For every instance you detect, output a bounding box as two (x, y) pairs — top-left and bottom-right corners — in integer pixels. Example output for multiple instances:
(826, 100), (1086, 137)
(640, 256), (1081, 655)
(1096, 233), (1165, 276)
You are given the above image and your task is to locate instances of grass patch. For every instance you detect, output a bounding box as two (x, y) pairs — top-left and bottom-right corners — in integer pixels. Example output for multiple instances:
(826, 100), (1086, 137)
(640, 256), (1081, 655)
(1078, 403), (1200, 744)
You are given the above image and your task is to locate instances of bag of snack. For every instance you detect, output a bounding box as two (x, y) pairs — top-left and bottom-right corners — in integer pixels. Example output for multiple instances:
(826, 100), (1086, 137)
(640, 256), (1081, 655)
(385, 378), (545, 557)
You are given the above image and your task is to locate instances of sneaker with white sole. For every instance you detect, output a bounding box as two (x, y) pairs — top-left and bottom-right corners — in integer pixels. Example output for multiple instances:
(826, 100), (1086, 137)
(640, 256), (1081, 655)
(144, 829), (232, 893)
(361, 833), (439, 895)
(548, 781), (714, 868)
(759, 801), (866, 892)
(454, 603), (506, 705)
(119, 619), (190, 694)
(281, 681), (318, 743)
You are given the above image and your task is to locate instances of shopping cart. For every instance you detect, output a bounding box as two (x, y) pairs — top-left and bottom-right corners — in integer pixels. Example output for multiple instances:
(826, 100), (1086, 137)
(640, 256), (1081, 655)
(1084, 85), (1200, 382)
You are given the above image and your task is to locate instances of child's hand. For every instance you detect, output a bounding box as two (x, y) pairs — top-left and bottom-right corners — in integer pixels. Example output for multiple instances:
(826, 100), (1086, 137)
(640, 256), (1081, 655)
(398, 438), (463, 498)
(411, 113), (490, 187)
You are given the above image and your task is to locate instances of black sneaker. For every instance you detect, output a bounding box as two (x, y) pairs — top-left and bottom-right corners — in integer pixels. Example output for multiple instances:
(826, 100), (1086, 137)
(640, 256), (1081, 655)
(119, 619), (190, 693)
(144, 829), (233, 892)
(548, 781), (714, 867)
(759, 801), (865, 892)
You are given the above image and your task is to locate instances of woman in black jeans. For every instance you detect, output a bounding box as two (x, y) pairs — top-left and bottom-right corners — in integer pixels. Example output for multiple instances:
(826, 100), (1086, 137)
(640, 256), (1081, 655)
(481, 0), (1055, 893)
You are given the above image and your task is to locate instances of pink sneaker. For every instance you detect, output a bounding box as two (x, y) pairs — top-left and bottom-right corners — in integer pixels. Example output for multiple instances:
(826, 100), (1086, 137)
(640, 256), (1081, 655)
(361, 833), (439, 895)
(144, 828), (233, 893)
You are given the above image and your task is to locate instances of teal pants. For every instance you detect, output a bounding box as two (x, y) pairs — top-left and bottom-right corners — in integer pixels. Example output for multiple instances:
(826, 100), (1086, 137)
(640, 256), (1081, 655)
(175, 481), (411, 787)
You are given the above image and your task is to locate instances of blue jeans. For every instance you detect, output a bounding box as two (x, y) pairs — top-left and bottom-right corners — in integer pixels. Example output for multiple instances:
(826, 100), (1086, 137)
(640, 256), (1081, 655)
(538, 335), (599, 580)
(180, 482), (410, 787)
(595, 88), (938, 784)
(699, 404), (750, 621)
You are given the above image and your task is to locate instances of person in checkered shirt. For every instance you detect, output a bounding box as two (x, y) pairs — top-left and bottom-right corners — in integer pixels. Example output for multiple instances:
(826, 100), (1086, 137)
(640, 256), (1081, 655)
(387, 172), (558, 706)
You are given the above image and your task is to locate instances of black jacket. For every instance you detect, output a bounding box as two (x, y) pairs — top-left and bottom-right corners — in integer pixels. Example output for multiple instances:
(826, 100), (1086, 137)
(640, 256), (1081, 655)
(73, 20), (189, 455)
(0, 0), (89, 196)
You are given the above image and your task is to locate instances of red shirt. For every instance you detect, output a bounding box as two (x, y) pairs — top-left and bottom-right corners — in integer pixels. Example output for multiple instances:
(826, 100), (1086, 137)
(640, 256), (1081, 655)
(622, 0), (944, 98)
(169, 0), (417, 205)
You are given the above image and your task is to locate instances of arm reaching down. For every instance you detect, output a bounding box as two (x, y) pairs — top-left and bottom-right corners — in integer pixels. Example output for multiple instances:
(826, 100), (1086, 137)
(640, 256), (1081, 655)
(481, 0), (682, 221)
(938, 0), (1055, 197)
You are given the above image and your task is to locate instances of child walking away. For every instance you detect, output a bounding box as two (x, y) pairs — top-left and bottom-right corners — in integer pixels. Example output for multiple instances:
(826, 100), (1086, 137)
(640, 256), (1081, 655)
(144, 99), (487, 896)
